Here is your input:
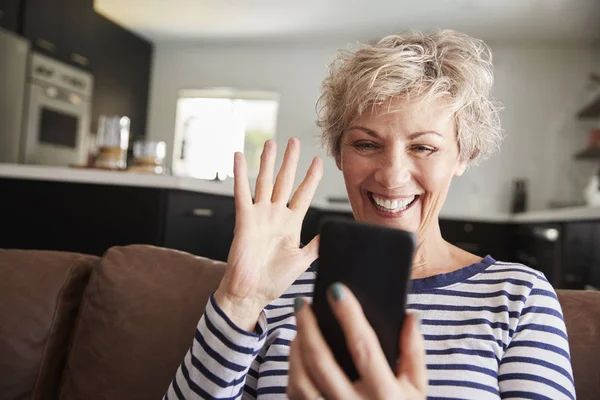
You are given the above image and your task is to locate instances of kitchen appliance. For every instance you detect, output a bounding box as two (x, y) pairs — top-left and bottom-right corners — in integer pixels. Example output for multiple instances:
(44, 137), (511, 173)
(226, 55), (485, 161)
(0, 28), (29, 164)
(20, 52), (94, 166)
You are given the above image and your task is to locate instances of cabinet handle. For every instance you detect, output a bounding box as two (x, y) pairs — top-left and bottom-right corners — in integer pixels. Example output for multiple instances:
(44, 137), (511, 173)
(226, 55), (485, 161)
(463, 223), (474, 233)
(190, 208), (214, 217)
(70, 53), (89, 66)
(36, 38), (56, 53)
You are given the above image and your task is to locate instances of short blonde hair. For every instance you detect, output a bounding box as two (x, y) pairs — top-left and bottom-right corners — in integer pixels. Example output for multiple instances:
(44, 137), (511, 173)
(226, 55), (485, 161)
(317, 29), (503, 165)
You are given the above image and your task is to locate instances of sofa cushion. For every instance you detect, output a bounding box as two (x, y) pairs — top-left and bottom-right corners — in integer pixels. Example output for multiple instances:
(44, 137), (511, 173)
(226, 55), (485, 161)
(557, 289), (600, 399)
(59, 245), (226, 400)
(0, 249), (97, 400)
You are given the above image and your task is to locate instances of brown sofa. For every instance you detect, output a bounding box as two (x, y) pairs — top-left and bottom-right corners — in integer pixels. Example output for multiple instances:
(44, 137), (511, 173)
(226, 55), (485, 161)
(0, 245), (598, 400)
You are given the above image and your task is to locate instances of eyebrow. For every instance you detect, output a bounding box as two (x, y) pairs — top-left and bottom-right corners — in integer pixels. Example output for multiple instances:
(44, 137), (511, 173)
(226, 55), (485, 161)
(347, 126), (442, 140)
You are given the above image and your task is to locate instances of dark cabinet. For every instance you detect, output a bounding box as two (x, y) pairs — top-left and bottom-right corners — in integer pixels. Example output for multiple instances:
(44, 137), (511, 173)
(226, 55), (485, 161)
(22, 0), (94, 69)
(163, 191), (235, 262)
(89, 14), (153, 138)
(439, 219), (513, 261)
(0, 0), (21, 32)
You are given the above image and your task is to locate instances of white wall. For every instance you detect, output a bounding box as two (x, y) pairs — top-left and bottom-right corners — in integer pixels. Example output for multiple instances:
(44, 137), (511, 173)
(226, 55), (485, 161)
(147, 41), (597, 213)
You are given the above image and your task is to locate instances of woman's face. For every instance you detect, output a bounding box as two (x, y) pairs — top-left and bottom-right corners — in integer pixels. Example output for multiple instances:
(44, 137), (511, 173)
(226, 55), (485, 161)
(337, 98), (467, 236)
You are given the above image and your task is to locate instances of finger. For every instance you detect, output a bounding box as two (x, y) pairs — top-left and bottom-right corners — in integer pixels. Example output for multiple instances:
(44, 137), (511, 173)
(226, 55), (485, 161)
(233, 152), (252, 217)
(289, 156), (323, 213)
(254, 139), (277, 203)
(301, 234), (320, 266)
(287, 337), (322, 400)
(294, 297), (355, 399)
(326, 283), (396, 396)
(271, 138), (300, 204)
(396, 313), (427, 393)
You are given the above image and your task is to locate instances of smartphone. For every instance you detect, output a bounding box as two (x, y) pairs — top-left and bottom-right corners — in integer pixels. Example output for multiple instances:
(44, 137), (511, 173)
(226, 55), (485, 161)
(312, 218), (415, 381)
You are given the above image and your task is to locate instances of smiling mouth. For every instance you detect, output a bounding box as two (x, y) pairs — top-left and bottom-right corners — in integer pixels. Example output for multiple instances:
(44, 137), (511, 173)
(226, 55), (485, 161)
(367, 192), (420, 214)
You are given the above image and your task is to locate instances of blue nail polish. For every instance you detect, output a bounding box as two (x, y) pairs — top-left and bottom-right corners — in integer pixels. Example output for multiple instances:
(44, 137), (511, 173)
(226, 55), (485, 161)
(329, 282), (344, 301)
(294, 297), (304, 312)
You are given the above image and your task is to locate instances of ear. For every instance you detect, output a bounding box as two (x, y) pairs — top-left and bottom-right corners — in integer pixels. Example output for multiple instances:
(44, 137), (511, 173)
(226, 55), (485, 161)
(335, 154), (342, 171)
(454, 160), (467, 177)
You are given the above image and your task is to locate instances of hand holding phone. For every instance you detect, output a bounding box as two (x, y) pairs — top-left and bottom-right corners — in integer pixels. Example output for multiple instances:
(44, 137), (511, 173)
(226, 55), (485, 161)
(312, 219), (415, 381)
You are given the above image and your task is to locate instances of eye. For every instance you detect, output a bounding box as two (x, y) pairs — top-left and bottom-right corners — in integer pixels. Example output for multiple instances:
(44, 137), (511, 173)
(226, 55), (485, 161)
(353, 141), (379, 151)
(410, 145), (437, 155)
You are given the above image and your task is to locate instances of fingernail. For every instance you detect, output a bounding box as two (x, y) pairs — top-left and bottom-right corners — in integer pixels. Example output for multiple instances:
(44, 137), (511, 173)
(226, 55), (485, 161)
(329, 282), (344, 301)
(415, 313), (421, 330)
(294, 297), (304, 312)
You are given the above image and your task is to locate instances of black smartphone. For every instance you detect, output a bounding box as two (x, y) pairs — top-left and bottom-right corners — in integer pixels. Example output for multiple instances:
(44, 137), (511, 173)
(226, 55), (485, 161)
(312, 218), (415, 381)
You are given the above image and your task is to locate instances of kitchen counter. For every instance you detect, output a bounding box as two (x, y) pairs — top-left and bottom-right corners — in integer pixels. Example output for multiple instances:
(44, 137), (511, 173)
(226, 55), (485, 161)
(2, 163), (600, 223)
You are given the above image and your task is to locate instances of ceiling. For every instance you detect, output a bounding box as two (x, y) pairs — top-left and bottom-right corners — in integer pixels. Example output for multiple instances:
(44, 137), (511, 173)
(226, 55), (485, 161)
(94, 0), (600, 45)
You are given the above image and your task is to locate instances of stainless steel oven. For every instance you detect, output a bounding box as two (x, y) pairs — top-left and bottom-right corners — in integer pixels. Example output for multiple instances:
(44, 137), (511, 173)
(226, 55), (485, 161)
(21, 52), (93, 166)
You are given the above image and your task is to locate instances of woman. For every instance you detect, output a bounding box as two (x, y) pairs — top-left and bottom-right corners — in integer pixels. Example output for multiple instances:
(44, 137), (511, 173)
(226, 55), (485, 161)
(165, 30), (575, 399)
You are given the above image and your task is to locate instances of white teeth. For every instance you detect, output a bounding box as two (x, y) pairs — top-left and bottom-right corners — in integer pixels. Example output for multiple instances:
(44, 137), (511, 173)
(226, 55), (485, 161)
(372, 194), (416, 212)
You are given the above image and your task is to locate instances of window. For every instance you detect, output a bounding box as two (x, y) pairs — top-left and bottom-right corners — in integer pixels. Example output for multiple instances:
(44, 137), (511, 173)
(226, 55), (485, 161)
(172, 89), (279, 180)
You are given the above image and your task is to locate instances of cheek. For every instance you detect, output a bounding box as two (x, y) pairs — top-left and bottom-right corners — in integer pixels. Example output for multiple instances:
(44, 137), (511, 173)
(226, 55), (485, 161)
(415, 158), (457, 193)
(340, 151), (370, 185)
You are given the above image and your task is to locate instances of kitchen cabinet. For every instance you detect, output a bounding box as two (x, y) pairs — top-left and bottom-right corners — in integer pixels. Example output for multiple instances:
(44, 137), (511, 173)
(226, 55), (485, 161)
(439, 219), (513, 261)
(22, 0), (94, 69)
(0, 0), (21, 32)
(163, 191), (235, 263)
(89, 14), (153, 138)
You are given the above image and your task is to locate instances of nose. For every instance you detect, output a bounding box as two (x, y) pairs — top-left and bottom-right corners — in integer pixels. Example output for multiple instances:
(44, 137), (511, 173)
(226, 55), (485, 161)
(373, 147), (411, 188)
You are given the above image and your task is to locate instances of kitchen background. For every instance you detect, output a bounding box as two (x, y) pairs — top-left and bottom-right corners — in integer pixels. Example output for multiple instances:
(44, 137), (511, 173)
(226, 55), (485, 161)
(1, 0), (600, 289)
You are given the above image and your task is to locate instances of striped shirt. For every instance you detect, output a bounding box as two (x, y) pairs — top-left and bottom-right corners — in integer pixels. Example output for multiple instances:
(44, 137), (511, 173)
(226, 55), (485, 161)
(165, 256), (576, 399)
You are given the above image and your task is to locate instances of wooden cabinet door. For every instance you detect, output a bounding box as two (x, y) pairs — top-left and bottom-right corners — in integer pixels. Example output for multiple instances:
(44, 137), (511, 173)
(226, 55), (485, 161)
(22, 0), (63, 58)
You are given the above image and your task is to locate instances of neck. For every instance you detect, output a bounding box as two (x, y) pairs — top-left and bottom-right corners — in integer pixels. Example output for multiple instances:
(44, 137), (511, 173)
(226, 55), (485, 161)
(411, 221), (459, 279)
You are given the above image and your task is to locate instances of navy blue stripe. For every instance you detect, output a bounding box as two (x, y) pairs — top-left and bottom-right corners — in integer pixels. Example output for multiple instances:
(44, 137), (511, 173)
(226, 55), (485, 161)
(463, 278), (533, 288)
(164, 393), (169, 400)
(515, 323), (568, 340)
(429, 379), (499, 395)
(408, 303), (519, 318)
(265, 303), (293, 310)
(244, 384), (257, 398)
(271, 323), (297, 332)
(501, 391), (552, 400)
(530, 288), (558, 301)
(180, 360), (244, 400)
(500, 356), (574, 384)
(205, 312), (259, 355)
(520, 305), (563, 319)
(272, 338), (293, 346)
(426, 348), (498, 360)
(422, 289), (527, 302)
(428, 397), (465, 400)
(427, 363), (497, 378)
(499, 373), (574, 399)
(483, 267), (539, 277)
(171, 376), (185, 400)
(194, 329), (246, 372)
(209, 295), (264, 338)
(267, 312), (295, 324)
(508, 340), (570, 360)
(422, 318), (512, 334)
(259, 369), (289, 377)
(247, 367), (259, 380)
(280, 292), (313, 299)
(257, 386), (287, 394)
(188, 352), (245, 388)
(293, 278), (316, 285)
(424, 333), (506, 350)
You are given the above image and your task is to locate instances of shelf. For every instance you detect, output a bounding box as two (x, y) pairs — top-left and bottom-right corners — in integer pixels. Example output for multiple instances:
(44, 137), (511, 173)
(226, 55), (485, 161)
(574, 148), (600, 160)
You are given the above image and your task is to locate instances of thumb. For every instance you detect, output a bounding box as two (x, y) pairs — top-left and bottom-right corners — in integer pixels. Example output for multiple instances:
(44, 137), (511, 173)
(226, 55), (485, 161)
(396, 313), (427, 393)
(301, 234), (320, 264)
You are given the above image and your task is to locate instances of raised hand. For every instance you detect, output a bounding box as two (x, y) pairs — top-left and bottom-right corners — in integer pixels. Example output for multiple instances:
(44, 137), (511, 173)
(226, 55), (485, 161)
(214, 138), (323, 331)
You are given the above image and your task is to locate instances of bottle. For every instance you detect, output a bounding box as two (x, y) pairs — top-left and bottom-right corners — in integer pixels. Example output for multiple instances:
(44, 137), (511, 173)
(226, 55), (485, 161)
(511, 179), (527, 214)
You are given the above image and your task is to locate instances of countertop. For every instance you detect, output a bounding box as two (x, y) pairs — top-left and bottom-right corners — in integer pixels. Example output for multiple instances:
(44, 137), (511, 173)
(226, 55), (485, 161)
(2, 163), (600, 223)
